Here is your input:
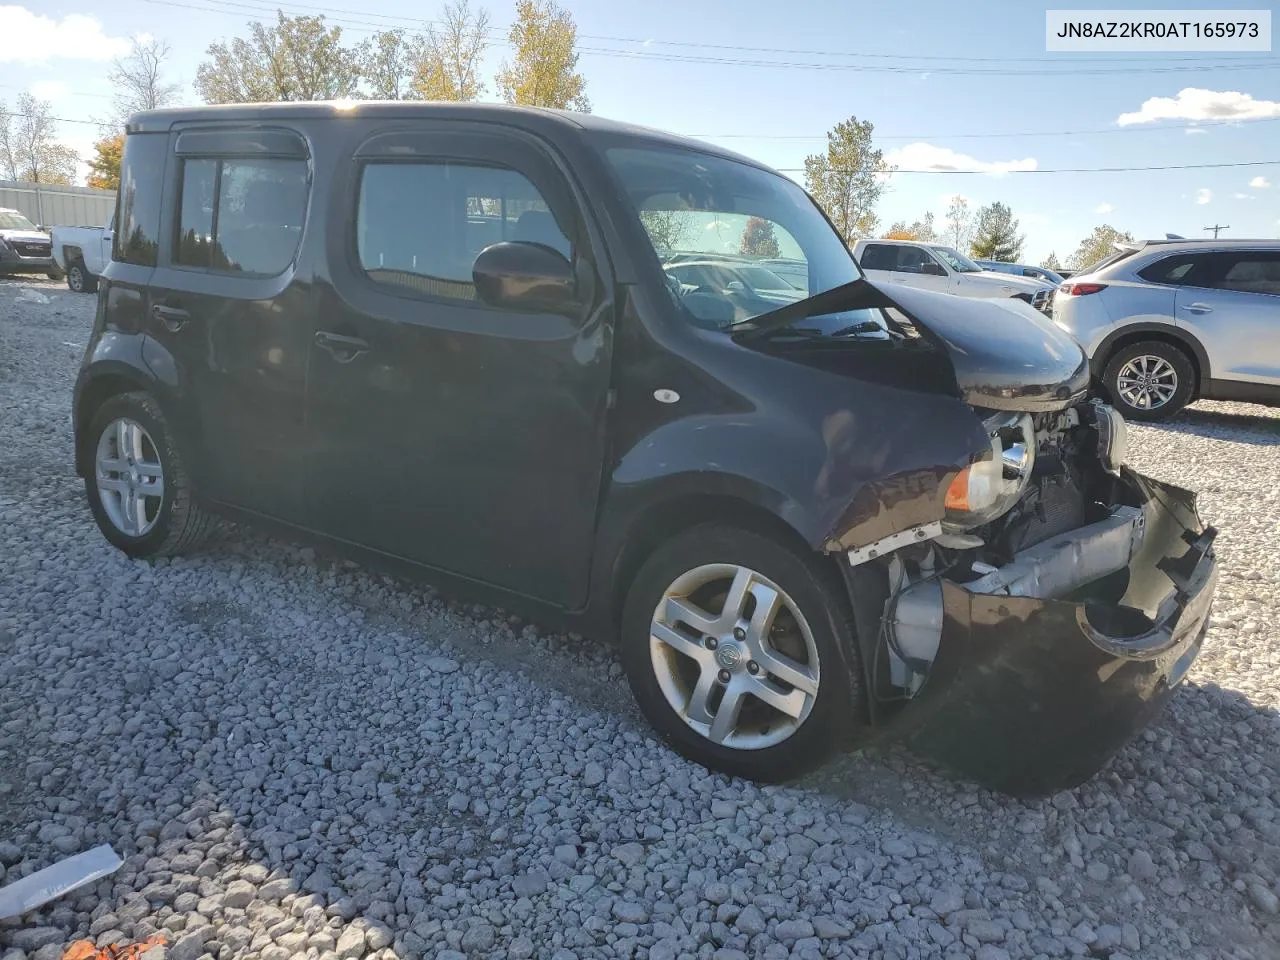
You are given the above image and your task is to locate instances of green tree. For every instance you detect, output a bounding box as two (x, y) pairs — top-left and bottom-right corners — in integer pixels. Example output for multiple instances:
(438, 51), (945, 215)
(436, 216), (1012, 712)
(359, 30), (420, 100)
(740, 216), (781, 257)
(802, 116), (891, 246)
(1042, 251), (1063, 271)
(411, 0), (490, 101)
(496, 0), (589, 111)
(969, 202), (1024, 261)
(944, 195), (972, 250)
(0, 95), (77, 184)
(639, 208), (691, 254)
(195, 12), (361, 103)
(86, 134), (124, 189)
(1069, 225), (1134, 271)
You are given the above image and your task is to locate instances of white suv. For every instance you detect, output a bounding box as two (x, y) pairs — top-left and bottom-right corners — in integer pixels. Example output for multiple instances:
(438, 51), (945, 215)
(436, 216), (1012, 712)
(853, 238), (1055, 313)
(1052, 239), (1280, 420)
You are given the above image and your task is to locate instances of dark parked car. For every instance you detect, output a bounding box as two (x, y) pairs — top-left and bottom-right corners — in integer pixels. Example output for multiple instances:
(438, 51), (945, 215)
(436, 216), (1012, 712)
(74, 103), (1218, 795)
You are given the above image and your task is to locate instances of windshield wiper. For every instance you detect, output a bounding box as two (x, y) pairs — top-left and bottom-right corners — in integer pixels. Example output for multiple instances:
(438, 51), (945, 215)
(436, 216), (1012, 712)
(730, 278), (897, 340)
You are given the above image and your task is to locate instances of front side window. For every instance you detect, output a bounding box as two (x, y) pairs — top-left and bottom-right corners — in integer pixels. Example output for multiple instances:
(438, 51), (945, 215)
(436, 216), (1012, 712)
(930, 245), (982, 272)
(1213, 252), (1280, 296)
(895, 245), (936, 273)
(356, 161), (571, 301)
(175, 157), (308, 276)
(607, 145), (872, 333)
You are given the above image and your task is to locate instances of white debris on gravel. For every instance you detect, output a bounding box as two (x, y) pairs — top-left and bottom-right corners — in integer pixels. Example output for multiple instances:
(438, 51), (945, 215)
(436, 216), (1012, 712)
(1, 278), (1279, 959)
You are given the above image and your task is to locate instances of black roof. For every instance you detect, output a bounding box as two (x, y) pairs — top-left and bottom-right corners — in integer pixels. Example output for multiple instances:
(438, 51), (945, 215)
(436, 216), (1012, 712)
(126, 100), (767, 169)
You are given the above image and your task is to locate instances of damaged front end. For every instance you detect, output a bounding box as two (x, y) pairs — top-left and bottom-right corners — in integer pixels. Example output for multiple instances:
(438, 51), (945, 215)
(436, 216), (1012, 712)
(845, 401), (1217, 796)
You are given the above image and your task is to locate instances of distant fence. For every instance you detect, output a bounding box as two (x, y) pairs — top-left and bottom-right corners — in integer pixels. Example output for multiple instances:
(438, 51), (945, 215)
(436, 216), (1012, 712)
(0, 181), (116, 229)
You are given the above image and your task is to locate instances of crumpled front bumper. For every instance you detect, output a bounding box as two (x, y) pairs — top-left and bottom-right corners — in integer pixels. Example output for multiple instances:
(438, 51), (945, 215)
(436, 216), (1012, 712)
(896, 468), (1217, 796)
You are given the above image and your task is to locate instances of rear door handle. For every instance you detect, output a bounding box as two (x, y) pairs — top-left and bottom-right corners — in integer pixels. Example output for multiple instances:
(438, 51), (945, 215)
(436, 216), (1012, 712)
(1183, 302), (1213, 314)
(314, 330), (369, 362)
(151, 304), (190, 331)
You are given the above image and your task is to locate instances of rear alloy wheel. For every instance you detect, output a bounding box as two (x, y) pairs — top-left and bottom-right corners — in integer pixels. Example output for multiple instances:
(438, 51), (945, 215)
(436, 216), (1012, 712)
(84, 392), (213, 557)
(66, 262), (96, 293)
(622, 525), (859, 781)
(1103, 341), (1195, 421)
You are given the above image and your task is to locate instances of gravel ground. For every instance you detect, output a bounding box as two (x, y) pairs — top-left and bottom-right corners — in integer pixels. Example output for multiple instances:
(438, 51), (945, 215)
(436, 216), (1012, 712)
(2, 275), (1279, 960)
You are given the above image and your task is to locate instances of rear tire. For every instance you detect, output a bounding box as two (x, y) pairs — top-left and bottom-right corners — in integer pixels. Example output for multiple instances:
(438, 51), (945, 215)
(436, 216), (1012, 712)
(67, 261), (97, 294)
(621, 524), (861, 782)
(83, 391), (214, 558)
(1102, 340), (1195, 421)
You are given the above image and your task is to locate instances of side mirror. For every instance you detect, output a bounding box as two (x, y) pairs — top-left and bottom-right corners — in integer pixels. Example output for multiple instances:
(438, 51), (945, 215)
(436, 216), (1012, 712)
(725, 280), (745, 293)
(473, 241), (579, 315)
(921, 261), (947, 277)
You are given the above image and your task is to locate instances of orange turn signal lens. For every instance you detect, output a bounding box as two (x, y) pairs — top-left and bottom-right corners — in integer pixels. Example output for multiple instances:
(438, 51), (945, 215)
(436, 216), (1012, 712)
(945, 466), (973, 511)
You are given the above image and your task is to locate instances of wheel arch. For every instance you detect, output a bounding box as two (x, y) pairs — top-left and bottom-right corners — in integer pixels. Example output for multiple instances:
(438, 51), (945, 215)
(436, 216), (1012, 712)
(74, 367), (186, 478)
(1093, 324), (1211, 393)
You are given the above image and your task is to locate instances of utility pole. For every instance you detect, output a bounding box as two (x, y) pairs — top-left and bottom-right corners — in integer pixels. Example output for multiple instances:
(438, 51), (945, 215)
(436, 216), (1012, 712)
(1203, 224), (1230, 239)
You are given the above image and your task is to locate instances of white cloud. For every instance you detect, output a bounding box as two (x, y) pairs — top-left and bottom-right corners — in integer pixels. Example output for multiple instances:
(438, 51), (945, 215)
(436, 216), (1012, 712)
(1185, 127), (1208, 136)
(920, 72), (931, 81)
(28, 79), (69, 101)
(1250, 176), (1272, 188)
(1095, 202), (1114, 214)
(1196, 188), (1213, 205)
(886, 143), (1037, 177)
(1118, 87), (1280, 126)
(0, 6), (130, 62)
(1232, 192), (1255, 200)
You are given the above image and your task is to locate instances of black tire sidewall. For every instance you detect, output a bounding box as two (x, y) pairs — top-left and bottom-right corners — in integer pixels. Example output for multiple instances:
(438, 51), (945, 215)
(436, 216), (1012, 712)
(67, 264), (84, 292)
(83, 395), (182, 558)
(1103, 341), (1195, 421)
(621, 525), (859, 782)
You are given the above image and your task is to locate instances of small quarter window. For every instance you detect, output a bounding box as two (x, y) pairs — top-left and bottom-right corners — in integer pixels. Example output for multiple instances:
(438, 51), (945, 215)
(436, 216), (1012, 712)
(356, 161), (571, 301)
(174, 157), (308, 276)
(1137, 254), (1198, 285)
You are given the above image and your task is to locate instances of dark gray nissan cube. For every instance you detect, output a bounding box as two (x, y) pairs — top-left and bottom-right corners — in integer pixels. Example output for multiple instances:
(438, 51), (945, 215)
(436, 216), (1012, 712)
(73, 102), (1217, 795)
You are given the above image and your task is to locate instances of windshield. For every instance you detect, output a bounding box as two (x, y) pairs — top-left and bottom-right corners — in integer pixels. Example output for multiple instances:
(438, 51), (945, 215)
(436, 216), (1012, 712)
(606, 145), (879, 335)
(930, 245), (983, 272)
(0, 211), (38, 231)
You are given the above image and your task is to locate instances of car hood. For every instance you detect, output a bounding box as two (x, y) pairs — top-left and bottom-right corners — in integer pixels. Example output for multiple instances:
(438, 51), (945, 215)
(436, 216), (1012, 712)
(737, 278), (1090, 413)
(0, 230), (50, 243)
(971, 270), (1049, 292)
(879, 282), (1089, 410)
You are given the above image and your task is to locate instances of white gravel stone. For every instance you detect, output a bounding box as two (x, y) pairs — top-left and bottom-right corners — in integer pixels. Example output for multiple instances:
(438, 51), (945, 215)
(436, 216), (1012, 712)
(3, 282), (1280, 960)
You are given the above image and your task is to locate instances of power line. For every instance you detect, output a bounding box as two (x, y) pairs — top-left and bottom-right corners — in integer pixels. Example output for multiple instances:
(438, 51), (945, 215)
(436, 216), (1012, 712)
(129, 0), (1278, 76)
(1204, 224), (1230, 238)
(689, 116), (1280, 141)
(776, 160), (1278, 174)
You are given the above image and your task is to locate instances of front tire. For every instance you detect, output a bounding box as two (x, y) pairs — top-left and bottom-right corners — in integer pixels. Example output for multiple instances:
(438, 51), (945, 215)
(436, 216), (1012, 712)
(1103, 340), (1195, 421)
(621, 524), (861, 782)
(83, 391), (213, 558)
(67, 262), (97, 294)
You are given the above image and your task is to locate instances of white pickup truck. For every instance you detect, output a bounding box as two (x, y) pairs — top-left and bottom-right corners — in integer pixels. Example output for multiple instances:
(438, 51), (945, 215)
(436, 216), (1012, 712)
(853, 238), (1054, 313)
(51, 215), (114, 293)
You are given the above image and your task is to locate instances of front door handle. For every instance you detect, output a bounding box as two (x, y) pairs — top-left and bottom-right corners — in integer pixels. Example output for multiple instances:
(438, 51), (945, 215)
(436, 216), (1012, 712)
(314, 330), (369, 362)
(151, 304), (190, 331)
(1183, 302), (1213, 314)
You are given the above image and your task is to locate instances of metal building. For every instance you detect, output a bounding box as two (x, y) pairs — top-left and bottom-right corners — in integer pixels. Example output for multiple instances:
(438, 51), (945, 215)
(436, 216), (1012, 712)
(0, 181), (116, 230)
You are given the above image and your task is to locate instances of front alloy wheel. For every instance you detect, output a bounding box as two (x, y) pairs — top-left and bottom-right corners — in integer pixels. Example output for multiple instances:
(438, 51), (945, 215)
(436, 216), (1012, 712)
(622, 524), (860, 782)
(650, 563), (820, 749)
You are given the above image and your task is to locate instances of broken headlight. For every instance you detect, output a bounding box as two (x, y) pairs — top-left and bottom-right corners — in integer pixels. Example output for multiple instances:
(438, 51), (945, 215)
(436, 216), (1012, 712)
(1093, 400), (1128, 474)
(944, 412), (1036, 531)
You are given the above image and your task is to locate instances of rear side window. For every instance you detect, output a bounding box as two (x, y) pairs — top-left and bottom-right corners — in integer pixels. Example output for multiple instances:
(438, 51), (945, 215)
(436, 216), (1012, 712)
(175, 157), (308, 276)
(114, 133), (167, 266)
(858, 243), (895, 270)
(1137, 254), (1198, 285)
(356, 161), (571, 301)
(1212, 252), (1280, 296)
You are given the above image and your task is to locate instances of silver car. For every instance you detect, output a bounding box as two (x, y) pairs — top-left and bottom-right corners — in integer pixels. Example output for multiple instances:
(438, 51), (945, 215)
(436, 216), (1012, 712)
(1052, 239), (1280, 420)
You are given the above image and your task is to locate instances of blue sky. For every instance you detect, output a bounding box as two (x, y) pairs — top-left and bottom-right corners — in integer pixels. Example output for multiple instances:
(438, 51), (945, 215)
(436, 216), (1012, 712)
(2, 0), (1277, 262)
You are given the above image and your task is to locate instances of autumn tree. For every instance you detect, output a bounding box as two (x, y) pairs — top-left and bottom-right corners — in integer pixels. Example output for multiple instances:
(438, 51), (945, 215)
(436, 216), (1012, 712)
(1042, 251), (1063, 271)
(412, 0), (490, 101)
(87, 134), (124, 189)
(944, 195), (972, 250)
(196, 12), (361, 103)
(0, 95), (77, 184)
(640, 209), (691, 254)
(740, 217), (781, 257)
(1069, 225), (1134, 271)
(882, 212), (936, 241)
(496, 0), (589, 111)
(357, 30), (420, 100)
(803, 116), (891, 246)
(108, 37), (181, 125)
(969, 202), (1024, 261)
